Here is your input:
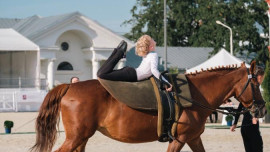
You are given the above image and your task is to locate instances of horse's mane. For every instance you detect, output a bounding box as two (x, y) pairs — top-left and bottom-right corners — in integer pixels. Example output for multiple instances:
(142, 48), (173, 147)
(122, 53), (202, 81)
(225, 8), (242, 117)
(186, 63), (243, 75)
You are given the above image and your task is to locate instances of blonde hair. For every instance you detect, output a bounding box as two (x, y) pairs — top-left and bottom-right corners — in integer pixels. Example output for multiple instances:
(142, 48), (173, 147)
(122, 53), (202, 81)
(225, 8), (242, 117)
(136, 35), (152, 57)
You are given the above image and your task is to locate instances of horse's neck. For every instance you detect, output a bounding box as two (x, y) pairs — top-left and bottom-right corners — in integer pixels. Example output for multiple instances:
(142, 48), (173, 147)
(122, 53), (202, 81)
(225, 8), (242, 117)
(187, 67), (245, 109)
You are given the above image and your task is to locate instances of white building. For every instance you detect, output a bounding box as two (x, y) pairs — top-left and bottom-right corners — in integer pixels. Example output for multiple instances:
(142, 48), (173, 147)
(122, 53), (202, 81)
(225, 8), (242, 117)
(0, 12), (134, 90)
(0, 12), (133, 111)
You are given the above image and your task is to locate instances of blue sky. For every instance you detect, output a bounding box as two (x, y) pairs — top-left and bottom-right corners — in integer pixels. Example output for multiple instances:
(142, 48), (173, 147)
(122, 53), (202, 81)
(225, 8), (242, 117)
(0, 0), (136, 34)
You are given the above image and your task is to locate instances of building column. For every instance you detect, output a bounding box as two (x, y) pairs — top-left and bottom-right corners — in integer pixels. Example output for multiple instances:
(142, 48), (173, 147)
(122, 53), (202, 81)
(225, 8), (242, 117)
(92, 59), (100, 79)
(47, 59), (55, 90)
(35, 48), (41, 89)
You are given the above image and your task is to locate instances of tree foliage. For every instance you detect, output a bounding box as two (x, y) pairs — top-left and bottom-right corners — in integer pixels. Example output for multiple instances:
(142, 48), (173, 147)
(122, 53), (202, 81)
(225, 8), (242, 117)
(123, 0), (269, 64)
(262, 61), (270, 111)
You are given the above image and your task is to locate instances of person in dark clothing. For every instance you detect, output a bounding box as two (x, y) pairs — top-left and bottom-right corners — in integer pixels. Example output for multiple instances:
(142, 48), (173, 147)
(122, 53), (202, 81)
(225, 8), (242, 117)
(230, 103), (263, 152)
(209, 111), (218, 123)
(230, 66), (265, 152)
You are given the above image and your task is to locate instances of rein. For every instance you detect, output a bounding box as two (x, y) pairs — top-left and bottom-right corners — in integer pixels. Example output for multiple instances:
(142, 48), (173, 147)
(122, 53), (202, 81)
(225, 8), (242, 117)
(177, 94), (248, 116)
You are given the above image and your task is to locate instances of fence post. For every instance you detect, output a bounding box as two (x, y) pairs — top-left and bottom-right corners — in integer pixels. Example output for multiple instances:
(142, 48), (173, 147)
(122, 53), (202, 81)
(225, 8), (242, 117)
(19, 77), (21, 88)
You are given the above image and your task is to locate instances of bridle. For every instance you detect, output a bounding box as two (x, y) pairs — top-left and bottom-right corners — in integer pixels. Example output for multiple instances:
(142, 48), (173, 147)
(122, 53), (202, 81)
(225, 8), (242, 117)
(235, 68), (258, 109)
(235, 68), (266, 117)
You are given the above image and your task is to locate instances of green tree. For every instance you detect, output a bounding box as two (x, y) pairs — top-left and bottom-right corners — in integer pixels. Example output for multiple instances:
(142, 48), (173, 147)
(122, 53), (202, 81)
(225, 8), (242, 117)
(262, 61), (270, 112)
(123, 0), (269, 64)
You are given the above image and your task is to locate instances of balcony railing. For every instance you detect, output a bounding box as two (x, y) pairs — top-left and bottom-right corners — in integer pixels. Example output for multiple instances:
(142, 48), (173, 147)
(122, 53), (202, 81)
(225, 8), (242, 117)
(0, 78), (47, 90)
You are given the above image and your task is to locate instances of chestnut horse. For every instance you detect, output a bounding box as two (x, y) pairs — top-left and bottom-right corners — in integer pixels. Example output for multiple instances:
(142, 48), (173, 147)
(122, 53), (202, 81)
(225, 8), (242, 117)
(31, 61), (266, 152)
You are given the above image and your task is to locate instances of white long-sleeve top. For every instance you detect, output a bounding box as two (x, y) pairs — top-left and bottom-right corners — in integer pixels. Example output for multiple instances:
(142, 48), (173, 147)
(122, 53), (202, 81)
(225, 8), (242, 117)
(135, 52), (168, 83)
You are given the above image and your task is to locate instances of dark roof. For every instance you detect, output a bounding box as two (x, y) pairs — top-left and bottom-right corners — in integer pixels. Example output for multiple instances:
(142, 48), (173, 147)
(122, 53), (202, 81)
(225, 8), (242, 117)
(126, 47), (142, 68)
(126, 47), (213, 70)
(155, 47), (213, 69)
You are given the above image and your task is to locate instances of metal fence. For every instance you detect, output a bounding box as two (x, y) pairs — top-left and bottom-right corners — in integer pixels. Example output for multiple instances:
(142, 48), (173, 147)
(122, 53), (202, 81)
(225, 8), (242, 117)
(0, 90), (47, 112)
(0, 92), (16, 111)
(0, 78), (47, 90)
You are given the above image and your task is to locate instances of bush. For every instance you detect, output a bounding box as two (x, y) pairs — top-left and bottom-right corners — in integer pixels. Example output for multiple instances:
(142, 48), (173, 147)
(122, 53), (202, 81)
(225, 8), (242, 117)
(169, 66), (179, 74)
(225, 114), (234, 121)
(262, 61), (270, 112)
(4, 120), (14, 128)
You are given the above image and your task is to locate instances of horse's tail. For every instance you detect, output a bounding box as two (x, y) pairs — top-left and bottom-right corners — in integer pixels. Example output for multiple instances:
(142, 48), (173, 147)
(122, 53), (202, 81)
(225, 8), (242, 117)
(30, 84), (70, 152)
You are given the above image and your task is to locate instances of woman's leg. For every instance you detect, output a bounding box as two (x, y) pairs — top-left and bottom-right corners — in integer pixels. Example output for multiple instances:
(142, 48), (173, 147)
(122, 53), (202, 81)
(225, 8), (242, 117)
(97, 41), (127, 77)
(99, 67), (137, 82)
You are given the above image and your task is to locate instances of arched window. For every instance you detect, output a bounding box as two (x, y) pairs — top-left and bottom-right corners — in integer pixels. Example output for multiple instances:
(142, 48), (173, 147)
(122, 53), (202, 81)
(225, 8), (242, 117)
(57, 62), (73, 70)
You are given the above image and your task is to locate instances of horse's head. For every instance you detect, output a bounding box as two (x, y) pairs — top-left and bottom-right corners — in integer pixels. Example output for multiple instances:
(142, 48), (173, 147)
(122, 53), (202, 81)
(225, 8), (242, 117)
(235, 61), (267, 118)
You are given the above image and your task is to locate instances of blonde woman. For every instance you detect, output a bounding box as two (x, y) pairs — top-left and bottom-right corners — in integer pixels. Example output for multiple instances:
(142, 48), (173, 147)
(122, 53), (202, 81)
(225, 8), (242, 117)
(97, 35), (172, 91)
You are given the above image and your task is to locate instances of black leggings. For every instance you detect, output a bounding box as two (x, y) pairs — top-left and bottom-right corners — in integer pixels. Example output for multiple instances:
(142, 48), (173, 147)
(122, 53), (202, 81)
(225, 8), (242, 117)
(97, 48), (137, 82)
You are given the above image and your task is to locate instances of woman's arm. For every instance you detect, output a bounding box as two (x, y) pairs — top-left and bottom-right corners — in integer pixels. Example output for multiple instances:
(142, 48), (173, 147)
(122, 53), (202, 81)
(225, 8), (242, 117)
(233, 103), (243, 125)
(150, 53), (161, 78)
(230, 103), (243, 132)
(150, 53), (172, 91)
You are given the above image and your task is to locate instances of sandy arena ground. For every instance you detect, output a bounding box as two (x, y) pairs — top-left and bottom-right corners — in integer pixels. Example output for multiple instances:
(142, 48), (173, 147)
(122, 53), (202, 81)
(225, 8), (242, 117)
(0, 112), (269, 152)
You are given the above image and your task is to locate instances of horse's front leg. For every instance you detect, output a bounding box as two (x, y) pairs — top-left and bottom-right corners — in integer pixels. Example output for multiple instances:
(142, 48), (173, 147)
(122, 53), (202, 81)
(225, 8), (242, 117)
(166, 140), (185, 152)
(187, 136), (205, 152)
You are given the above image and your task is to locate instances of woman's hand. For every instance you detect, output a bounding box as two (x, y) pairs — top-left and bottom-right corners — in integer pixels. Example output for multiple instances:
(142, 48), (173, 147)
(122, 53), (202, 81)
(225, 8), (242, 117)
(252, 118), (258, 124)
(230, 124), (237, 132)
(166, 84), (173, 92)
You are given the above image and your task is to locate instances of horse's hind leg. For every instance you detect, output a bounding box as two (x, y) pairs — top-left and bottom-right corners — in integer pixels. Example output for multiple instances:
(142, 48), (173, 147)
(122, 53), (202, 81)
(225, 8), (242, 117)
(166, 140), (185, 152)
(54, 133), (93, 152)
(74, 139), (89, 152)
(56, 139), (89, 152)
(54, 139), (77, 152)
(187, 137), (205, 152)
(55, 104), (98, 151)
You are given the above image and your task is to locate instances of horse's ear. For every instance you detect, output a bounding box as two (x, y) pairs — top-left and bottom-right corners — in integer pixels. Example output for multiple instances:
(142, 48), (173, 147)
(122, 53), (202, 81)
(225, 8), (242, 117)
(241, 62), (246, 67)
(249, 60), (256, 74)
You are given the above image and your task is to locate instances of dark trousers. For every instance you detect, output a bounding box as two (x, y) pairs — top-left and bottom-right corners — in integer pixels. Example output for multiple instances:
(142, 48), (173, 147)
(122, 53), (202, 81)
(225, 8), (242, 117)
(97, 48), (137, 82)
(209, 111), (218, 123)
(241, 125), (263, 152)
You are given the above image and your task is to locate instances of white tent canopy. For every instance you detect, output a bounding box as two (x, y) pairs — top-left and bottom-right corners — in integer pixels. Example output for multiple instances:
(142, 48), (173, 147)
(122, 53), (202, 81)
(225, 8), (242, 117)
(0, 29), (39, 51)
(186, 49), (250, 73)
(0, 29), (40, 88)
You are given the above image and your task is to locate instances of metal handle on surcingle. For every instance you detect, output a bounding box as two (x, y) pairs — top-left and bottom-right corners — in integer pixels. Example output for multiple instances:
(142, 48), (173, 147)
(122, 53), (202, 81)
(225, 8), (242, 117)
(159, 71), (169, 90)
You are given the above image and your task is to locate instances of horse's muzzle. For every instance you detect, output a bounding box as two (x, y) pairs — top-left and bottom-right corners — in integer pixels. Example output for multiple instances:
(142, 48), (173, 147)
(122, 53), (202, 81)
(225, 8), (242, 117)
(252, 102), (267, 118)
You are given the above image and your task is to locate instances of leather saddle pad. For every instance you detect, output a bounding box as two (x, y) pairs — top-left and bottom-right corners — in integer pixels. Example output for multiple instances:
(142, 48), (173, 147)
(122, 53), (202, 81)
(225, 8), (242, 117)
(169, 74), (193, 107)
(98, 74), (192, 110)
(98, 78), (157, 110)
